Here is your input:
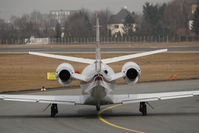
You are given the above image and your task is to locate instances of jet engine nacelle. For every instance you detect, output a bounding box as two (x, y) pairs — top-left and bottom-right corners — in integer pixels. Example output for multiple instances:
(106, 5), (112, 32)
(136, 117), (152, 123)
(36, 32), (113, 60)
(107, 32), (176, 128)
(122, 62), (141, 84)
(56, 63), (75, 86)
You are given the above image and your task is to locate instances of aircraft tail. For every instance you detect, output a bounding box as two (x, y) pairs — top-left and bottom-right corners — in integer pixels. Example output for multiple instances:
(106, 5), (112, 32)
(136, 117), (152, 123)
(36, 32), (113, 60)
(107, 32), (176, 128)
(95, 13), (101, 73)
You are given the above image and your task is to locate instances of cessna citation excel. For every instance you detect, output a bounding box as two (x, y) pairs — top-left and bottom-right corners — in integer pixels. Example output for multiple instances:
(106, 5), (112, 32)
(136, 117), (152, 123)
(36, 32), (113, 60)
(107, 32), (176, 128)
(1, 16), (199, 117)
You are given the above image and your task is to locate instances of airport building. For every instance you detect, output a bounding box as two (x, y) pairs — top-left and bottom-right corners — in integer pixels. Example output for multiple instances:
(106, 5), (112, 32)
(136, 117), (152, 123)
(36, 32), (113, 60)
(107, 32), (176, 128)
(187, 0), (199, 30)
(49, 10), (78, 27)
(107, 7), (136, 37)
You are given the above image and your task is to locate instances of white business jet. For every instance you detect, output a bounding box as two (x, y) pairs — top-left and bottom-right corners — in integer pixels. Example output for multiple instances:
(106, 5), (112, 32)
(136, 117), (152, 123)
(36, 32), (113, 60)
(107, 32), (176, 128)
(0, 16), (199, 117)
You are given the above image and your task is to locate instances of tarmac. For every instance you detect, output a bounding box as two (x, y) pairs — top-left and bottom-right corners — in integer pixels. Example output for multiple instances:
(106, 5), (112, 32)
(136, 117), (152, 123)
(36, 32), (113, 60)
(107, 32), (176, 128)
(0, 79), (199, 133)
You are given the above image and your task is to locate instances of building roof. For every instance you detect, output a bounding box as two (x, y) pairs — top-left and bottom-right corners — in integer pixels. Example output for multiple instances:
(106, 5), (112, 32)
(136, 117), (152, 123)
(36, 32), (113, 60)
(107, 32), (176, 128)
(109, 8), (132, 24)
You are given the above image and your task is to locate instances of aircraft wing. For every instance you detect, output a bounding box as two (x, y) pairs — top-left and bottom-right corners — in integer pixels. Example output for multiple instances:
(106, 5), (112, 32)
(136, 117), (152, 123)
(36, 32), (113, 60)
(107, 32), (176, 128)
(0, 94), (85, 105)
(102, 49), (167, 64)
(112, 90), (199, 104)
(29, 52), (95, 64)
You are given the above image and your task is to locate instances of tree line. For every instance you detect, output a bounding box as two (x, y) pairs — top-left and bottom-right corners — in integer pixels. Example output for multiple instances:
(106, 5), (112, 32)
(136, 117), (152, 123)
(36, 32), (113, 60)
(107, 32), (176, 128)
(0, 0), (199, 44)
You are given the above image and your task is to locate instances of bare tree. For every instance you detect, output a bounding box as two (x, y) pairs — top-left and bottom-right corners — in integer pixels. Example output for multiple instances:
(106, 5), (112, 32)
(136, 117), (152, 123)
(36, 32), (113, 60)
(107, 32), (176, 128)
(139, 2), (166, 36)
(90, 9), (113, 37)
(192, 2), (199, 35)
(162, 1), (184, 36)
(65, 9), (92, 37)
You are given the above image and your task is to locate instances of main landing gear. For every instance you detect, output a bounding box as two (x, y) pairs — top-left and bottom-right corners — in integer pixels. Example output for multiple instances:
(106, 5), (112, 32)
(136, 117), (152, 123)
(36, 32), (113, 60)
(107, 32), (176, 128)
(139, 102), (147, 116)
(51, 104), (58, 117)
(96, 104), (101, 111)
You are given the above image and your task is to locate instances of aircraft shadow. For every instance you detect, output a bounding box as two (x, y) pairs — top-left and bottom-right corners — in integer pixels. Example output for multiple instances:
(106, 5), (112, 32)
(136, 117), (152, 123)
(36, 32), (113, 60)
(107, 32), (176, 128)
(0, 111), (199, 119)
(100, 111), (199, 118)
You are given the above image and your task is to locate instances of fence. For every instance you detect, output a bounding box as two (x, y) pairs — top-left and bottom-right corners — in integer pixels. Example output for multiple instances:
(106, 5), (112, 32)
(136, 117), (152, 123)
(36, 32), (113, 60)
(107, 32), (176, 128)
(45, 35), (199, 44)
(1, 35), (199, 44)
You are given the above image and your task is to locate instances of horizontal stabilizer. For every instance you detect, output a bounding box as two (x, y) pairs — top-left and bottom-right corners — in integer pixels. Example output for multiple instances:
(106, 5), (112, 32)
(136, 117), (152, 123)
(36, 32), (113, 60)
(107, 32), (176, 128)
(102, 49), (168, 64)
(29, 52), (95, 64)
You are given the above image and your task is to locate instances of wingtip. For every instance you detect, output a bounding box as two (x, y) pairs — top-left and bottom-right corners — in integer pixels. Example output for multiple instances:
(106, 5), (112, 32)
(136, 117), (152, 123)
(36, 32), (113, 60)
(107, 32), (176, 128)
(159, 49), (168, 53)
(28, 51), (33, 55)
(29, 51), (36, 55)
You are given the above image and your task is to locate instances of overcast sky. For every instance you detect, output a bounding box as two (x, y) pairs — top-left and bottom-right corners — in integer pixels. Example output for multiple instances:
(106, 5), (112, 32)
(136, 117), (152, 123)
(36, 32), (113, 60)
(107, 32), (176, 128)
(0, 0), (172, 20)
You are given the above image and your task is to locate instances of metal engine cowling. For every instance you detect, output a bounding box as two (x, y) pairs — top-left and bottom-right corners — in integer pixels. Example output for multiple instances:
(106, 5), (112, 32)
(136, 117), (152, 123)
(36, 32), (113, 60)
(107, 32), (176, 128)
(56, 63), (75, 86)
(122, 62), (141, 84)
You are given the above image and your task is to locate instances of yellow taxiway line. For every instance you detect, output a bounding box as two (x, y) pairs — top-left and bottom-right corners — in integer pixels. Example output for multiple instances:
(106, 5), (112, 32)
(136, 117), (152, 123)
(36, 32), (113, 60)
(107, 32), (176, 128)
(97, 104), (145, 133)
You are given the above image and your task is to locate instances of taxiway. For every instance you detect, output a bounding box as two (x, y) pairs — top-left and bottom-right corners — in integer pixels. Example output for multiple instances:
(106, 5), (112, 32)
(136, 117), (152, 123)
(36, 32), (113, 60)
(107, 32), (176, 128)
(0, 79), (199, 133)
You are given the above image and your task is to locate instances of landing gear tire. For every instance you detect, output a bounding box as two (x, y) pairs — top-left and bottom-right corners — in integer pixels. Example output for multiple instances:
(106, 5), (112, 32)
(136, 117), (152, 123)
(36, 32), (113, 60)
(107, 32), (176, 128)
(96, 104), (100, 111)
(139, 102), (147, 116)
(51, 104), (58, 117)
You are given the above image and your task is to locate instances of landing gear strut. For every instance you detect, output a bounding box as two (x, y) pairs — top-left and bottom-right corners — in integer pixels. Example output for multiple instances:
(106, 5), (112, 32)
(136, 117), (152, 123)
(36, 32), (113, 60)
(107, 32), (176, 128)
(96, 104), (100, 111)
(51, 104), (58, 117)
(139, 102), (147, 116)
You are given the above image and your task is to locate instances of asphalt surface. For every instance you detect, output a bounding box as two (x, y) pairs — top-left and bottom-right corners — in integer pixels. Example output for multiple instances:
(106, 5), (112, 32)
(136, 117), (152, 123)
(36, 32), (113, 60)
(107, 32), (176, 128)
(0, 45), (199, 54)
(0, 79), (199, 133)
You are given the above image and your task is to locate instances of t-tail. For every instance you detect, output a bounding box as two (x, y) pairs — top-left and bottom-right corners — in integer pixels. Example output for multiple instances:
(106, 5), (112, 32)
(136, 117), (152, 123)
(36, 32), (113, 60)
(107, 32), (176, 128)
(95, 13), (101, 73)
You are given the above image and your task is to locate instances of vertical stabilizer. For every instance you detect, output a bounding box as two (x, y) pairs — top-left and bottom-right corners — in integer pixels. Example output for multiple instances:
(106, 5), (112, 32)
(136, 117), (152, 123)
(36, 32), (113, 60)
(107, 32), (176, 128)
(96, 13), (101, 73)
